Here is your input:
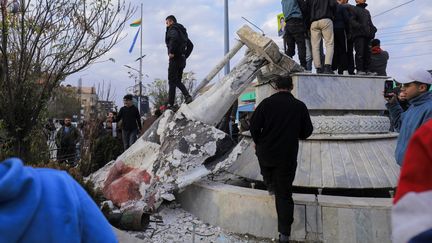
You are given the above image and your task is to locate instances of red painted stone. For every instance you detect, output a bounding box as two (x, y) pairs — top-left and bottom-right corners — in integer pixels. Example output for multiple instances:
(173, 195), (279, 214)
(103, 160), (153, 206)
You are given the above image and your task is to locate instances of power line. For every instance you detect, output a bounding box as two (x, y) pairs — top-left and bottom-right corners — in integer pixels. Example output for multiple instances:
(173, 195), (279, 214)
(380, 34), (432, 42)
(379, 27), (432, 35)
(384, 39), (432, 46)
(391, 52), (432, 59)
(373, 0), (415, 18)
(378, 19), (432, 30)
(378, 28), (432, 37)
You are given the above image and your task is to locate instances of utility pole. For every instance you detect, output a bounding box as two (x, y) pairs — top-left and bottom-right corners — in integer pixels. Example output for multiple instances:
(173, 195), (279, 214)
(224, 0), (230, 75)
(138, 3), (143, 115)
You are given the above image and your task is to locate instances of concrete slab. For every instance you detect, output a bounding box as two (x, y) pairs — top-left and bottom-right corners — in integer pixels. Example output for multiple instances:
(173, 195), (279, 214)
(177, 181), (393, 242)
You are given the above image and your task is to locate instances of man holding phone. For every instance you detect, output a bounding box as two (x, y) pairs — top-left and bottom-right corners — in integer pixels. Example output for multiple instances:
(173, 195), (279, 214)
(385, 69), (432, 166)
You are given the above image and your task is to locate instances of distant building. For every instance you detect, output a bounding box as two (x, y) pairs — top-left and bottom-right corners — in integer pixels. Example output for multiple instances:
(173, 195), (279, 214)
(98, 100), (115, 116)
(78, 86), (98, 120)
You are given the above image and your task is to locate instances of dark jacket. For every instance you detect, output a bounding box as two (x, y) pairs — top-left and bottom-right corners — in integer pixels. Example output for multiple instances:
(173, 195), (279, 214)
(305, 0), (337, 23)
(165, 23), (194, 58)
(55, 125), (81, 148)
(333, 3), (350, 29)
(115, 105), (142, 131)
(370, 47), (389, 76)
(250, 92), (313, 165)
(347, 3), (377, 39)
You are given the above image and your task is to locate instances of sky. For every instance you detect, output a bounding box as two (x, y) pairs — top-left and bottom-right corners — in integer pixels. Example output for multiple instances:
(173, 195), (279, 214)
(64, 0), (432, 107)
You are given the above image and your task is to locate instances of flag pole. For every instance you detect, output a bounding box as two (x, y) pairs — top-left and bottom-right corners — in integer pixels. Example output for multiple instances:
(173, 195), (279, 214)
(138, 3), (143, 115)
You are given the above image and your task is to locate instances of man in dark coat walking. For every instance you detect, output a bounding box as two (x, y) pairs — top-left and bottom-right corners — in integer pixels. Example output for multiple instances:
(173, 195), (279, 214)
(56, 116), (81, 165)
(250, 75), (313, 243)
(115, 94), (142, 150)
(165, 15), (194, 108)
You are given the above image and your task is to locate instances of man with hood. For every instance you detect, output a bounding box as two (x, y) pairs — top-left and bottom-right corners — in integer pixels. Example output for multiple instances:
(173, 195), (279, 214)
(385, 69), (432, 166)
(165, 15), (194, 108)
(0, 157), (117, 242)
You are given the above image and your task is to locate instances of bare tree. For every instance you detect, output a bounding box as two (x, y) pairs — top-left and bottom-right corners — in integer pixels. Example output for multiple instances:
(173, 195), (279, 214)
(0, 0), (134, 159)
(146, 71), (196, 109)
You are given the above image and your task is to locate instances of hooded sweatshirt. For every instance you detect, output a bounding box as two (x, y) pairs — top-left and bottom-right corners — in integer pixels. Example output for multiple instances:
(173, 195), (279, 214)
(0, 158), (117, 243)
(387, 91), (432, 165)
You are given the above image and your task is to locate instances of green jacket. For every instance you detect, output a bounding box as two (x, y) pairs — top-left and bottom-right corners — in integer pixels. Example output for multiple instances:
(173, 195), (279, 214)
(55, 125), (81, 148)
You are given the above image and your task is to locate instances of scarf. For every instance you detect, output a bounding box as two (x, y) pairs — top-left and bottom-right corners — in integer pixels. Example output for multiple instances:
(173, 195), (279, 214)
(372, 46), (382, 54)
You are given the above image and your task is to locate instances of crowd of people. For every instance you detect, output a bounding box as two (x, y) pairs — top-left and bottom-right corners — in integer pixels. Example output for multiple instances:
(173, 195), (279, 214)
(50, 94), (163, 167)
(282, 0), (388, 76)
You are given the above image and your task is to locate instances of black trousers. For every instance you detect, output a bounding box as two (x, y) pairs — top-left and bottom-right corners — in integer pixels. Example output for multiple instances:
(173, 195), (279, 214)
(58, 145), (76, 164)
(260, 161), (297, 236)
(347, 39), (355, 74)
(332, 28), (348, 74)
(168, 56), (189, 106)
(354, 37), (371, 72)
(284, 18), (307, 68)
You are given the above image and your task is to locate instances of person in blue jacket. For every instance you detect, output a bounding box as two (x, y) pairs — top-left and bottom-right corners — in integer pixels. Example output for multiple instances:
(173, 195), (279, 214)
(386, 69), (432, 166)
(0, 158), (117, 243)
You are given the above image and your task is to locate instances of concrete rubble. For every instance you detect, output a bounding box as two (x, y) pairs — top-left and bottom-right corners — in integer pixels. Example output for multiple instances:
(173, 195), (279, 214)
(88, 25), (303, 219)
(114, 202), (276, 243)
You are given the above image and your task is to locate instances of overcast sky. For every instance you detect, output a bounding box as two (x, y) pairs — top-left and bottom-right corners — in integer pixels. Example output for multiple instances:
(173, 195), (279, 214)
(64, 0), (432, 107)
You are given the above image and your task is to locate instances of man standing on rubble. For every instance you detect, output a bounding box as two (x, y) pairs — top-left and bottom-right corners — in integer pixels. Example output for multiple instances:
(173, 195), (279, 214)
(250, 75), (313, 243)
(165, 15), (194, 108)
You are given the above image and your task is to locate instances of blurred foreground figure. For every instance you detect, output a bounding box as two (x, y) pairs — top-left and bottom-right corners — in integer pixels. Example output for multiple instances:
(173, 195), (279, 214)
(0, 158), (117, 243)
(392, 120), (432, 243)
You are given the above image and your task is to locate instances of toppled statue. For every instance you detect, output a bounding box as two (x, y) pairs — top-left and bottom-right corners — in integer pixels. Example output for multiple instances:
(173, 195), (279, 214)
(89, 25), (304, 215)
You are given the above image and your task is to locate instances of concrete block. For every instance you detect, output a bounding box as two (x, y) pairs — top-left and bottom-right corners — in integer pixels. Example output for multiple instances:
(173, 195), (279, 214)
(256, 73), (389, 111)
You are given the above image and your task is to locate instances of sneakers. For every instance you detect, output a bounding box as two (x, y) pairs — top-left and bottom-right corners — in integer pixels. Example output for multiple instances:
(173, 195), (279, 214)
(279, 233), (290, 243)
(323, 64), (334, 74)
(185, 95), (193, 104)
(356, 71), (367, 75)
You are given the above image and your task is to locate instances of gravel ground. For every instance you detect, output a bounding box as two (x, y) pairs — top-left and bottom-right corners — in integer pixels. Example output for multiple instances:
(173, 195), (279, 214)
(115, 202), (276, 243)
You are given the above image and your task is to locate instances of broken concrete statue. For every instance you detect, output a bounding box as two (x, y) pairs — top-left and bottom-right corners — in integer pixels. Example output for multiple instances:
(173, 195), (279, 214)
(88, 25), (303, 215)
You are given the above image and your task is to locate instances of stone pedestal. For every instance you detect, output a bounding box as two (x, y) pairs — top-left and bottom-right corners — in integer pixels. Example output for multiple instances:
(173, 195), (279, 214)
(229, 73), (399, 189)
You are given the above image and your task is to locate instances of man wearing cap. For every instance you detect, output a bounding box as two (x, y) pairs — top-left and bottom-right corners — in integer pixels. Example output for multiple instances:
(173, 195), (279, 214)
(386, 69), (432, 166)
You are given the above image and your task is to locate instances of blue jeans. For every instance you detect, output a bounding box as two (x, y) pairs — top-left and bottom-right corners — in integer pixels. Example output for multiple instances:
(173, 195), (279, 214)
(122, 129), (138, 150)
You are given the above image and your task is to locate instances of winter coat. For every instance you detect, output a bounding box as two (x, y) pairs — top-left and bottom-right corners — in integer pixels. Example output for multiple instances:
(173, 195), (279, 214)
(305, 0), (337, 23)
(0, 158), (117, 243)
(115, 105), (142, 131)
(282, 0), (303, 20)
(333, 3), (350, 29)
(250, 92), (313, 166)
(370, 47), (389, 76)
(387, 91), (432, 165)
(55, 125), (81, 148)
(347, 3), (377, 39)
(165, 23), (194, 58)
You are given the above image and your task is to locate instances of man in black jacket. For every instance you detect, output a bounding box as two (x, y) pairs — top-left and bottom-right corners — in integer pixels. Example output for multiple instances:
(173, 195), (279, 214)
(165, 15), (194, 108)
(250, 75), (313, 243)
(115, 94), (142, 150)
(306, 0), (337, 74)
(347, 0), (377, 75)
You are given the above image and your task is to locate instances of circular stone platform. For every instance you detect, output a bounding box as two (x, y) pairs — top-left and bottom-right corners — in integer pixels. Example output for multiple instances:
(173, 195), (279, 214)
(177, 181), (392, 243)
